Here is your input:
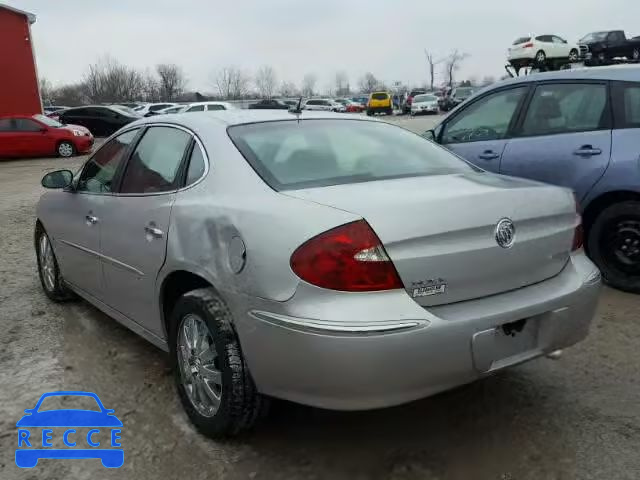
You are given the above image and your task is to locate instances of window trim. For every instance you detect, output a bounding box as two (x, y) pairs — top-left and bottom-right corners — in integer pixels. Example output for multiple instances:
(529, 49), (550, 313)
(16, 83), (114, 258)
(113, 123), (210, 197)
(437, 84), (531, 144)
(511, 80), (612, 139)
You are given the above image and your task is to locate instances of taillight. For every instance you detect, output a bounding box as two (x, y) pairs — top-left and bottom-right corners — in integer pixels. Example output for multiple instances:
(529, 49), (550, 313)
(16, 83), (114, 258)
(523, 42), (534, 48)
(572, 194), (583, 251)
(290, 220), (404, 292)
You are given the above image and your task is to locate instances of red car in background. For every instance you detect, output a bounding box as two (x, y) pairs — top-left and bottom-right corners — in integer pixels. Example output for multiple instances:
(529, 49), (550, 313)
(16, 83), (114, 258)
(345, 101), (365, 113)
(0, 114), (93, 158)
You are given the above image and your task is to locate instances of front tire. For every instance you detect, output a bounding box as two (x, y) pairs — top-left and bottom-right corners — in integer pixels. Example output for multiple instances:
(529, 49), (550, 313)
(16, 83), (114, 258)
(57, 141), (75, 158)
(535, 50), (547, 63)
(633, 48), (640, 61)
(170, 288), (266, 438)
(35, 224), (75, 302)
(569, 49), (579, 62)
(588, 201), (640, 293)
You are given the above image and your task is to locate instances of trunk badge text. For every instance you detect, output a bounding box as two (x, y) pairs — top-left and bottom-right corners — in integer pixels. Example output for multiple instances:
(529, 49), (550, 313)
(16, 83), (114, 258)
(495, 218), (516, 249)
(412, 278), (447, 298)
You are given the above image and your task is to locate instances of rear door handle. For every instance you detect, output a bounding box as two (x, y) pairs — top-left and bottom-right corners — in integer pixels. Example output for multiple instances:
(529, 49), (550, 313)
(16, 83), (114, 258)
(573, 145), (602, 156)
(478, 150), (500, 160)
(144, 224), (164, 239)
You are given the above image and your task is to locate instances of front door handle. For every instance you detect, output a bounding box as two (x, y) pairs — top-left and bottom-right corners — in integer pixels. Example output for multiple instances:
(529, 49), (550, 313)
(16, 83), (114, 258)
(478, 150), (500, 160)
(85, 214), (98, 225)
(144, 224), (164, 239)
(573, 145), (602, 156)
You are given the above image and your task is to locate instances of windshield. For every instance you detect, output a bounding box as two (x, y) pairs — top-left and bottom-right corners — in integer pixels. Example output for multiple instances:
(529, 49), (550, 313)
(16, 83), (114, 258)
(33, 114), (63, 127)
(580, 31), (608, 42)
(513, 36), (531, 45)
(228, 119), (473, 191)
(112, 106), (140, 117)
(414, 95), (437, 103)
(455, 88), (474, 98)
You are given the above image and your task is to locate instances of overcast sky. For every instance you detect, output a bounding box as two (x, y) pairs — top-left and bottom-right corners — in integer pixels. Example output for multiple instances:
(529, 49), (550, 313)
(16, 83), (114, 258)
(6, 0), (640, 93)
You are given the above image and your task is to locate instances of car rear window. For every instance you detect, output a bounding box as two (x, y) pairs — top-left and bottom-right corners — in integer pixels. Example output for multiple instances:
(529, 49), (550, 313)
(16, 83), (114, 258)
(228, 120), (474, 190)
(513, 37), (531, 45)
(371, 93), (388, 100)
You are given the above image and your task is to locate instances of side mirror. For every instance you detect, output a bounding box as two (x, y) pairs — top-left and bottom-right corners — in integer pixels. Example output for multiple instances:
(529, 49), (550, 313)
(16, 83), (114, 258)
(42, 170), (73, 189)
(422, 129), (436, 142)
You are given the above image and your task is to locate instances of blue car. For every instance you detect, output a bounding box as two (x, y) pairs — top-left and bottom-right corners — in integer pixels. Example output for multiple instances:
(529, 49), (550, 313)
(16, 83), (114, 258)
(16, 391), (123, 468)
(425, 65), (640, 293)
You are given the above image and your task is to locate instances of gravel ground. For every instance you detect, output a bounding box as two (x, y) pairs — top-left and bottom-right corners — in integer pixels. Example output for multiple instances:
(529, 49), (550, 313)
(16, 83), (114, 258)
(1, 114), (639, 480)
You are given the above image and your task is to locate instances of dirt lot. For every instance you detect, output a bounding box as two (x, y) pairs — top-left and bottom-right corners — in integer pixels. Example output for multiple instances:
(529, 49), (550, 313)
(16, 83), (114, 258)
(1, 114), (639, 480)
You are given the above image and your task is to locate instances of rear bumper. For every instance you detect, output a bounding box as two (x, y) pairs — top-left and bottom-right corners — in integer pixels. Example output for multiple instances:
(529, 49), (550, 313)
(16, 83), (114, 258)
(234, 252), (600, 410)
(367, 105), (392, 113)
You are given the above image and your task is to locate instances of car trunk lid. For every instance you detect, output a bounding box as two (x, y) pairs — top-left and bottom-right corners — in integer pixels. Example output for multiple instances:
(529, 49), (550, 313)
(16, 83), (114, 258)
(283, 173), (577, 306)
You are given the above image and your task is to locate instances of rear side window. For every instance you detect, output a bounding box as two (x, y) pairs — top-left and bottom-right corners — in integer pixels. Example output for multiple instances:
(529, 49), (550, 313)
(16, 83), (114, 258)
(120, 127), (191, 193)
(14, 119), (41, 132)
(186, 144), (206, 186)
(520, 83), (608, 137)
(228, 119), (473, 191)
(0, 119), (13, 131)
(207, 104), (225, 111)
(371, 93), (388, 100)
(613, 82), (640, 128)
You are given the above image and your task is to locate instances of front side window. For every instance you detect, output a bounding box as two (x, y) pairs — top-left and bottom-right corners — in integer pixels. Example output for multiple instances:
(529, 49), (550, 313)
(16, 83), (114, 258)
(441, 87), (527, 144)
(77, 129), (139, 193)
(120, 127), (191, 194)
(229, 119), (474, 191)
(520, 83), (607, 137)
(613, 82), (640, 128)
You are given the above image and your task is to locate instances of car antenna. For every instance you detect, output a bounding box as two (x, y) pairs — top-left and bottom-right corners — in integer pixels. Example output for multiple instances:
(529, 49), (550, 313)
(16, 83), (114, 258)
(290, 96), (304, 120)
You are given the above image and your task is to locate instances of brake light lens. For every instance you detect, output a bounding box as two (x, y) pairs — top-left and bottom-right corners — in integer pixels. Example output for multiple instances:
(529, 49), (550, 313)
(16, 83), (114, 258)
(290, 220), (404, 292)
(572, 195), (583, 251)
(523, 42), (534, 48)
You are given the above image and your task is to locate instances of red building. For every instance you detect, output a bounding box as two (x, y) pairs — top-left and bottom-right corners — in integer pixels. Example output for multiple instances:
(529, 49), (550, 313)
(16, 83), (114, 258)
(0, 4), (41, 116)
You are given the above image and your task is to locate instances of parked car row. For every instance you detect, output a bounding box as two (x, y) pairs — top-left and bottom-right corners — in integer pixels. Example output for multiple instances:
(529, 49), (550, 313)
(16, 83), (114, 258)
(423, 65), (640, 293)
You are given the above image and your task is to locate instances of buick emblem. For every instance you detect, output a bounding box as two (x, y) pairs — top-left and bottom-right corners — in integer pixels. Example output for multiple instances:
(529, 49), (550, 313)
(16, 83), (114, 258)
(495, 218), (515, 248)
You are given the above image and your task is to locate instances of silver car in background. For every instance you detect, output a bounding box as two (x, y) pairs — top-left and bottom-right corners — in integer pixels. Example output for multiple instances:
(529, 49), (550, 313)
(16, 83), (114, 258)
(35, 111), (601, 437)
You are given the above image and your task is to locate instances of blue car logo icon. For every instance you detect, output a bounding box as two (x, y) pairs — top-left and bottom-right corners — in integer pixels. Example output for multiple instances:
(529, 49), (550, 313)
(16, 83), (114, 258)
(16, 391), (123, 468)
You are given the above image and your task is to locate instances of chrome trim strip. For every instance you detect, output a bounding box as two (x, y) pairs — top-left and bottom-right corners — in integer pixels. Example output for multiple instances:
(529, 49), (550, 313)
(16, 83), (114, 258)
(60, 240), (144, 277)
(249, 310), (428, 335)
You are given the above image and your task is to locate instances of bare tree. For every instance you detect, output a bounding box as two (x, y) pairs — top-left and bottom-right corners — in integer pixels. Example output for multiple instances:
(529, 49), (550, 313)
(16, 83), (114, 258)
(301, 73), (317, 97)
(335, 71), (350, 96)
(142, 72), (161, 102)
(83, 56), (145, 103)
(358, 72), (378, 93)
(424, 50), (443, 91)
(279, 80), (299, 97)
(156, 63), (186, 101)
(53, 84), (86, 106)
(213, 67), (251, 100)
(39, 77), (53, 105)
(255, 65), (277, 99)
(442, 50), (469, 87)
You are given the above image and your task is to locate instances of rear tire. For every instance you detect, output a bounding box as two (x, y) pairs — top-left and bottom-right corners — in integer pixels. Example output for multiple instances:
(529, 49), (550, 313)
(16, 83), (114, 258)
(588, 201), (640, 293)
(170, 288), (267, 438)
(35, 223), (75, 302)
(57, 141), (75, 158)
(535, 50), (546, 63)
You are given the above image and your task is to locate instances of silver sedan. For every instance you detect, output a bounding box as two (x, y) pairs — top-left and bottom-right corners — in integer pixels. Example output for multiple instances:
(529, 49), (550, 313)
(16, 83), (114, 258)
(35, 111), (601, 437)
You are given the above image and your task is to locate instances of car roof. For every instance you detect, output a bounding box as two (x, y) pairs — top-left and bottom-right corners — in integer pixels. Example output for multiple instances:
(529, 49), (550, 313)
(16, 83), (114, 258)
(187, 101), (233, 107)
(497, 64), (640, 87)
(134, 109), (373, 129)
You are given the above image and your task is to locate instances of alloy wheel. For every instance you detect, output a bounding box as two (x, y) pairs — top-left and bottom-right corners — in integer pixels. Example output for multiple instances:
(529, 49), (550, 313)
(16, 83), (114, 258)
(39, 234), (56, 292)
(177, 314), (223, 417)
(569, 50), (578, 62)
